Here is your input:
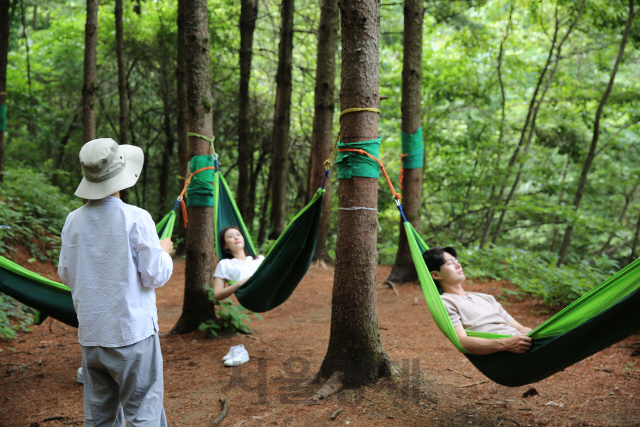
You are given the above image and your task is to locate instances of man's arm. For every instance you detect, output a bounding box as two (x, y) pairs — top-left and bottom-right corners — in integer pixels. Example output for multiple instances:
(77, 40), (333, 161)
(454, 327), (532, 355)
(509, 319), (532, 335)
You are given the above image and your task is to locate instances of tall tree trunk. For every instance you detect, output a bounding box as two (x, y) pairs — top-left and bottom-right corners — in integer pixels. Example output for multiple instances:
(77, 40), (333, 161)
(479, 6), (512, 249)
(115, 0), (128, 145)
(236, 0), (258, 220)
(257, 166), (272, 244)
(630, 208), (640, 261)
(492, 1), (584, 243)
(159, 51), (175, 209)
(599, 182), (638, 256)
(171, 0), (217, 335)
(549, 154), (569, 252)
(385, 0), (423, 284)
(308, 0), (338, 262)
(0, 0), (10, 182)
(82, 0), (98, 143)
(315, 0), (394, 394)
(558, 0), (636, 264)
(480, 5), (560, 244)
(268, 0), (295, 240)
(175, 0), (189, 254)
(20, 0), (34, 135)
(51, 112), (79, 188)
(115, 0), (130, 204)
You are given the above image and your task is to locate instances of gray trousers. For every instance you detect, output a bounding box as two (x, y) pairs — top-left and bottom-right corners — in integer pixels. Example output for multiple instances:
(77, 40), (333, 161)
(81, 334), (167, 427)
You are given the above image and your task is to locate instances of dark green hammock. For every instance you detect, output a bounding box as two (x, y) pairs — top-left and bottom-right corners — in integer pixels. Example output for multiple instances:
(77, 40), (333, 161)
(212, 171), (325, 312)
(404, 221), (640, 387)
(0, 215), (176, 328)
(0, 171), (324, 324)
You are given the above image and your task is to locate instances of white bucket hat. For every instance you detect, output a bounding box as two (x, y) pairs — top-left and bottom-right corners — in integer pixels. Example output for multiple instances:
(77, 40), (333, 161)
(75, 138), (144, 200)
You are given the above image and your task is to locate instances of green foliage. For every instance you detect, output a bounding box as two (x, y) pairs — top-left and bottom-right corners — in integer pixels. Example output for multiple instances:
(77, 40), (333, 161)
(4, 0), (640, 276)
(0, 165), (81, 262)
(462, 245), (619, 305)
(0, 293), (33, 340)
(199, 286), (263, 336)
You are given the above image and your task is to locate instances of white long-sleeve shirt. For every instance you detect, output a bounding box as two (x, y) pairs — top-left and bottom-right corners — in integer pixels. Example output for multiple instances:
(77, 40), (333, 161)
(58, 196), (173, 347)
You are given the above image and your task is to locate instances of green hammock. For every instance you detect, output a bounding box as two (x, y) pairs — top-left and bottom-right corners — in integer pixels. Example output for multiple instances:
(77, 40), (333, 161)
(212, 171), (325, 312)
(0, 216), (176, 328)
(405, 221), (640, 387)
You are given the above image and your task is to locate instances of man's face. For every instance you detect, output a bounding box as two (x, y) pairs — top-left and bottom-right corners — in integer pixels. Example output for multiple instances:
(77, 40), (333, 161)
(432, 252), (465, 285)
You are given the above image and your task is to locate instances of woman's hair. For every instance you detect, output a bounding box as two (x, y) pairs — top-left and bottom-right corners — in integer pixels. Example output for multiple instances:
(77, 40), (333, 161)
(219, 226), (258, 260)
(422, 246), (458, 294)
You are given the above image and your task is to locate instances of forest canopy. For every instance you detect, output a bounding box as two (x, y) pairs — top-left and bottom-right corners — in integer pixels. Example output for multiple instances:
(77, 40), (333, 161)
(1, 0), (639, 306)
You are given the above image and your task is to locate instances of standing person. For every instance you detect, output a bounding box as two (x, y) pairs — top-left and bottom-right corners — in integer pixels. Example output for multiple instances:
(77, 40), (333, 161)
(213, 226), (264, 366)
(58, 138), (174, 426)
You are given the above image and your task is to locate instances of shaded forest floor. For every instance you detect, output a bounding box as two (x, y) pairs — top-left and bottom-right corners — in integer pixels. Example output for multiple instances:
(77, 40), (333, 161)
(1, 258), (639, 426)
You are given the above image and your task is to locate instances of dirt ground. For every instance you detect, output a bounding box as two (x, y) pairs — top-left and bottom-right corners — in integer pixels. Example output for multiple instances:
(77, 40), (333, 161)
(1, 257), (639, 426)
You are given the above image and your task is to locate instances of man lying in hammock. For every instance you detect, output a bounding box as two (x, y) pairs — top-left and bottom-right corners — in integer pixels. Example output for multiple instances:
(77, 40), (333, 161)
(423, 247), (533, 355)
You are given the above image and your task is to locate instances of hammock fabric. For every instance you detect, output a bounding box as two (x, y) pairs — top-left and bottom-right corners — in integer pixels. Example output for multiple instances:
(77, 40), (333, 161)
(405, 221), (640, 386)
(0, 216), (176, 328)
(212, 171), (324, 312)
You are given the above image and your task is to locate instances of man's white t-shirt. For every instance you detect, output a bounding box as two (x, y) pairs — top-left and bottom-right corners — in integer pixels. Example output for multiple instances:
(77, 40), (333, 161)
(214, 255), (265, 282)
(440, 292), (521, 336)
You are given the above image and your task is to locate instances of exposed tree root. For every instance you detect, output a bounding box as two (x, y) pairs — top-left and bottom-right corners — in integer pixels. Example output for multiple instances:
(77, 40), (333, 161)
(211, 398), (228, 427)
(379, 281), (399, 296)
(301, 370), (321, 386)
(311, 371), (344, 401)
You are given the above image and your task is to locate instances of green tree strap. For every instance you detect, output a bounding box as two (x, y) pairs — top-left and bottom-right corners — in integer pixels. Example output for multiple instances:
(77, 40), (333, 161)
(401, 127), (423, 169)
(188, 132), (216, 156)
(186, 155), (216, 207)
(336, 138), (381, 179)
(0, 104), (6, 132)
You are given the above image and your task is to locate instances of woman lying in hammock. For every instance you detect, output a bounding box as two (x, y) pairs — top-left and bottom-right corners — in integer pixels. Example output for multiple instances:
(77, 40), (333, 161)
(213, 226), (264, 367)
(423, 247), (534, 356)
(213, 226), (265, 301)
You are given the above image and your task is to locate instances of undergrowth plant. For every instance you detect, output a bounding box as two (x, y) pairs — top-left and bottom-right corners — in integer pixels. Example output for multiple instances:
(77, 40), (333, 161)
(462, 245), (619, 306)
(199, 286), (263, 336)
(0, 293), (33, 340)
(0, 165), (82, 263)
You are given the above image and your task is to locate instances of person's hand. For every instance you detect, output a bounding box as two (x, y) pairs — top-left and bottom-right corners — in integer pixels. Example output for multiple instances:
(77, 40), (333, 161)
(160, 238), (174, 255)
(503, 334), (532, 354)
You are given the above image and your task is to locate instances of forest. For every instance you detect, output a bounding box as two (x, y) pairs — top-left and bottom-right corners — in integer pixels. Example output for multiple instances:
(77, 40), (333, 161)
(1, 0), (638, 274)
(0, 0), (640, 424)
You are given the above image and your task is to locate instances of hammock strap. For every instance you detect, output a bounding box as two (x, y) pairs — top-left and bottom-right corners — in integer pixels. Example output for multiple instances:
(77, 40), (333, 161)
(324, 108), (381, 171)
(337, 147), (402, 202)
(176, 165), (217, 228)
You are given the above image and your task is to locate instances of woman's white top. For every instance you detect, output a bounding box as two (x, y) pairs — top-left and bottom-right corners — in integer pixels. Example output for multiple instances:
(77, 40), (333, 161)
(214, 255), (265, 282)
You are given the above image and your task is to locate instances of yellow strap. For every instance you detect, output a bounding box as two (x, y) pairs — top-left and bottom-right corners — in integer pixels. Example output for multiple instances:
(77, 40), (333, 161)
(324, 108), (381, 170)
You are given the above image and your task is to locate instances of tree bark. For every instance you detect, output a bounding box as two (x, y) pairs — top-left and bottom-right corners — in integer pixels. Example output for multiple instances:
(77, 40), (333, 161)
(115, 0), (128, 145)
(159, 47), (175, 209)
(257, 166), (272, 244)
(171, 0), (217, 335)
(558, 0), (636, 264)
(268, 0), (295, 240)
(82, 0), (98, 143)
(307, 0), (338, 262)
(385, 0), (423, 284)
(236, 0), (258, 221)
(0, 0), (10, 183)
(175, 0), (189, 254)
(317, 0), (394, 392)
